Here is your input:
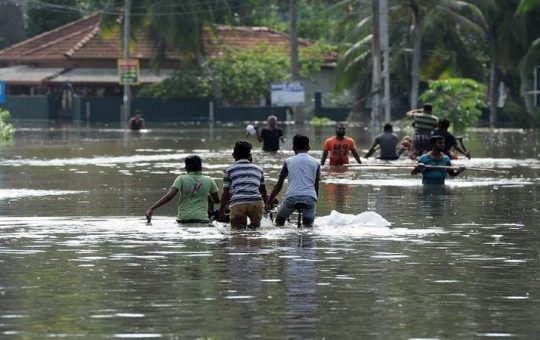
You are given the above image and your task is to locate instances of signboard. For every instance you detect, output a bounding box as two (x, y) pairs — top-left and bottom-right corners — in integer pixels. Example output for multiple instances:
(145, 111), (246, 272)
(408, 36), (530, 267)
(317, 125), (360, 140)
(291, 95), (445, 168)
(0, 81), (6, 104)
(118, 59), (140, 85)
(271, 81), (305, 106)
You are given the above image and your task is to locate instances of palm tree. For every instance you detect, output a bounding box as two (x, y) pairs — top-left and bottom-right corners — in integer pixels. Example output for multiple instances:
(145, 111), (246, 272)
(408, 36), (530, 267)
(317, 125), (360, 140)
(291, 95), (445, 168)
(101, 0), (255, 68)
(334, 0), (484, 120)
(516, 0), (540, 120)
(469, 0), (540, 126)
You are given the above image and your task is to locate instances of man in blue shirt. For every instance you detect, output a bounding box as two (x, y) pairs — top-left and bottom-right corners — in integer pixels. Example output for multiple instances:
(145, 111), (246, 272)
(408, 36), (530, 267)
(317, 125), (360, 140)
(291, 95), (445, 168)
(411, 135), (465, 184)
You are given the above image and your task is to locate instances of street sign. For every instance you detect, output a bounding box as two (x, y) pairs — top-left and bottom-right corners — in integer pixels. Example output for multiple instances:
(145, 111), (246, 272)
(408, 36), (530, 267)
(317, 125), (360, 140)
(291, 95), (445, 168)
(271, 81), (305, 106)
(118, 59), (140, 85)
(0, 81), (6, 104)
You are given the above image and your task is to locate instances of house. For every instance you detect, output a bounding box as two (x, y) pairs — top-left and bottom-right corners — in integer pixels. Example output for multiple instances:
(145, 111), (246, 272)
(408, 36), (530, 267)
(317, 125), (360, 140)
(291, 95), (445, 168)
(0, 13), (340, 122)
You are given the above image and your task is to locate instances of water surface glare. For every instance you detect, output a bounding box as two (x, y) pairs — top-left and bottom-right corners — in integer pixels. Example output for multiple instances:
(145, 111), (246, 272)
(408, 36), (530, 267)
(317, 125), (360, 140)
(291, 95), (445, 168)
(0, 123), (539, 338)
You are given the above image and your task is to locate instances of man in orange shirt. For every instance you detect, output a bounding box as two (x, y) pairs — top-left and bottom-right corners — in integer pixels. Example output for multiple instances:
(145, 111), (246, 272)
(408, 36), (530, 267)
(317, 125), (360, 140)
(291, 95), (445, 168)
(321, 123), (362, 166)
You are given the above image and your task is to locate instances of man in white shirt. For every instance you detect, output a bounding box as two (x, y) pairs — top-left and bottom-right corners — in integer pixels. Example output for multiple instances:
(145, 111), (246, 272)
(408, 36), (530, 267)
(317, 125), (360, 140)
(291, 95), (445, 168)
(266, 135), (321, 227)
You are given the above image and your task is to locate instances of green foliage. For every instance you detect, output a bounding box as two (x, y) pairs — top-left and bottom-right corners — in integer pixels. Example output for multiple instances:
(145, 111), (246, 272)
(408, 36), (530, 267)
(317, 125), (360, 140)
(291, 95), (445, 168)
(311, 116), (332, 127)
(207, 45), (290, 105)
(26, 0), (82, 37)
(419, 78), (487, 131)
(242, 1), (342, 42)
(0, 109), (16, 141)
(140, 44), (329, 105)
(138, 68), (212, 98)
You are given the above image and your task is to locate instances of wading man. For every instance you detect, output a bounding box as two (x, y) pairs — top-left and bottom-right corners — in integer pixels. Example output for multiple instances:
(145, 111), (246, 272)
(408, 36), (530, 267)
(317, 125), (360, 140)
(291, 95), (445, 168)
(321, 123), (362, 166)
(411, 135), (465, 185)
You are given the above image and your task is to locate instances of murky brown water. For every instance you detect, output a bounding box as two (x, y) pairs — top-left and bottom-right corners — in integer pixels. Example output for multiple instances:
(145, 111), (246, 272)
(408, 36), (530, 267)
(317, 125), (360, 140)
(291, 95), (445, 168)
(0, 121), (539, 338)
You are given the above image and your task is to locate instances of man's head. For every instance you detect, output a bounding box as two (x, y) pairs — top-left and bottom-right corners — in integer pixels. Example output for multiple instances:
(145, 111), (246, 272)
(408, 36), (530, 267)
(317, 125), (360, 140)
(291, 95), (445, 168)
(383, 123), (393, 132)
(267, 115), (277, 127)
(430, 135), (445, 152)
(423, 103), (433, 113)
(335, 123), (346, 138)
(292, 134), (310, 153)
(185, 155), (202, 172)
(439, 118), (450, 130)
(134, 110), (142, 118)
(233, 140), (252, 160)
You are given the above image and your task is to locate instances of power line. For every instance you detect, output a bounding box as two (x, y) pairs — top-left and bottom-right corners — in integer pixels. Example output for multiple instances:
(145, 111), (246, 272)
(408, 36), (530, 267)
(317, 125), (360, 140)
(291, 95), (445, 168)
(27, 0), (256, 17)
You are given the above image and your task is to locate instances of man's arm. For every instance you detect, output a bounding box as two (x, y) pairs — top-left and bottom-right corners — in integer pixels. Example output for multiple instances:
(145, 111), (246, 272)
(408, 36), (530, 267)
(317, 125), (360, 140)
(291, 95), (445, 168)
(314, 165), (321, 196)
(259, 184), (268, 204)
(364, 140), (379, 158)
(145, 187), (179, 221)
(350, 147), (362, 164)
(266, 163), (287, 211)
(256, 127), (263, 142)
(448, 167), (465, 177)
(209, 192), (220, 204)
(411, 164), (425, 175)
(406, 109), (422, 117)
(218, 187), (230, 219)
(266, 176), (284, 211)
(320, 150), (329, 165)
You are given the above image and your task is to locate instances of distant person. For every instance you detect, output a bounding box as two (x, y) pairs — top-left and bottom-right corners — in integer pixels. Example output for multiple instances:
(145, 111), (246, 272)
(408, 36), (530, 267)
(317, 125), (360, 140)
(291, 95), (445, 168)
(321, 123), (362, 166)
(145, 156), (220, 223)
(364, 123), (400, 160)
(406, 103), (439, 158)
(432, 118), (471, 159)
(128, 110), (145, 131)
(256, 115), (284, 152)
(411, 135), (465, 185)
(219, 141), (268, 230)
(267, 135), (321, 228)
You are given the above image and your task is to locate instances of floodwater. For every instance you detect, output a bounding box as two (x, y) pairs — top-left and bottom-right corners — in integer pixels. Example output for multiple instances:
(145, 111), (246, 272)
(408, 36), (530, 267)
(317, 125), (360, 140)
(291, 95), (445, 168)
(1, 121), (539, 338)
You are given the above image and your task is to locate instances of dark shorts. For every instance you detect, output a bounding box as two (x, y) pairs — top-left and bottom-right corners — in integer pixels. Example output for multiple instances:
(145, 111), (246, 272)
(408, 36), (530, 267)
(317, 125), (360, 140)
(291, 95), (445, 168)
(413, 134), (431, 156)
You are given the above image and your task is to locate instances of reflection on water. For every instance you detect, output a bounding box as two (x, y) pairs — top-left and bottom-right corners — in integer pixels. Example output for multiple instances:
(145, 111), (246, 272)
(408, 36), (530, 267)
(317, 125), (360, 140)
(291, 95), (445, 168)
(0, 123), (539, 337)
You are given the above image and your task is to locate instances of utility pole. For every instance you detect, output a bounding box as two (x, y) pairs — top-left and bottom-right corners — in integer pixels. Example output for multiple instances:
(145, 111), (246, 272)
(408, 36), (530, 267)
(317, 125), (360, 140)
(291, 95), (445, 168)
(289, 0), (304, 124)
(371, 0), (381, 128)
(122, 0), (131, 125)
(380, 0), (391, 123)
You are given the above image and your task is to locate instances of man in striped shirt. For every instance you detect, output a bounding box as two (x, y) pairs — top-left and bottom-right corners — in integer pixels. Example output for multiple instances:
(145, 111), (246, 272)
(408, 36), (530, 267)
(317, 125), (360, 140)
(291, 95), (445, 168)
(406, 103), (439, 159)
(219, 141), (268, 230)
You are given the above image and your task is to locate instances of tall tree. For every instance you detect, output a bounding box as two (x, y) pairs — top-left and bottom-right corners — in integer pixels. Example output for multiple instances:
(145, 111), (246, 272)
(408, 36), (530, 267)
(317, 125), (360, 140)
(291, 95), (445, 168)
(0, 0), (25, 48)
(334, 0), (483, 120)
(26, 0), (83, 37)
(470, 0), (538, 126)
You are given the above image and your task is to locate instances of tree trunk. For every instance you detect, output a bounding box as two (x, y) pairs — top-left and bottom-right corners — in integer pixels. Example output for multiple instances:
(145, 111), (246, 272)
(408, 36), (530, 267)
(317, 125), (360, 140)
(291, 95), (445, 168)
(488, 58), (498, 127)
(289, 0), (304, 124)
(371, 0), (381, 128)
(410, 12), (422, 110)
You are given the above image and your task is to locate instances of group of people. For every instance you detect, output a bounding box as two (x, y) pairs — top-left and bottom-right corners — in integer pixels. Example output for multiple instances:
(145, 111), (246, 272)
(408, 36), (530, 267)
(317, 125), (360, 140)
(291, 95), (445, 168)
(146, 135), (320, 230)
(145, 107), (470, 228)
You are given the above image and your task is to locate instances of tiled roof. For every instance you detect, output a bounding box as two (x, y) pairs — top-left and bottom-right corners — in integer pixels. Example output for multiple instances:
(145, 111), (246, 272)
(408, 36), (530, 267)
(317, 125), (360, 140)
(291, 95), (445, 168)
(0, 65), (63, 83)
(0, 13), (337, 64)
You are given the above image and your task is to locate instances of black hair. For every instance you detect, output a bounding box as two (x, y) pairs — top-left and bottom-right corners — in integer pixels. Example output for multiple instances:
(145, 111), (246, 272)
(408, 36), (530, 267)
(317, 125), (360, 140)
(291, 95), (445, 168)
(439, 118), (450, 129)
(430, 135), (444, 145)
(423, 103), (433, 112)
(233, 140), (252, 159)
(383, 123), (393, 132)
(185, 155), (202, 172)
(293, 134), (310, 151)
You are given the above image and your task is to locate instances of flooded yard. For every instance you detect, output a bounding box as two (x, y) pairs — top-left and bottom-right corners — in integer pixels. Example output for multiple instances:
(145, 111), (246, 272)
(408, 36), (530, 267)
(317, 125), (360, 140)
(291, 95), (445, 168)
(1, 121), (539, 338)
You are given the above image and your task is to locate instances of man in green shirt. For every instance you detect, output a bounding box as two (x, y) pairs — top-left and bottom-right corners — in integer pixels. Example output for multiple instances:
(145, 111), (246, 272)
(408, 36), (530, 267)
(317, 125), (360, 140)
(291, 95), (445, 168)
(145, 155), (220, 224)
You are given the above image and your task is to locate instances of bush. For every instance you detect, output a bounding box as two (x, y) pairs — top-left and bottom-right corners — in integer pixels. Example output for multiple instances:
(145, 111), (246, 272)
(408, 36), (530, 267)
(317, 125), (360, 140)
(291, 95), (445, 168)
(0, 109), (15, 141)
(419, 78), (487, 131)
